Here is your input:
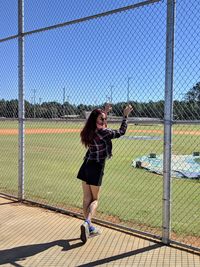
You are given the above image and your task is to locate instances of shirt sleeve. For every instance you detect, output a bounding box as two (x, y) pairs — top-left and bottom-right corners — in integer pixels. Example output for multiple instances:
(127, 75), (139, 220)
(102, 117), (128, 140)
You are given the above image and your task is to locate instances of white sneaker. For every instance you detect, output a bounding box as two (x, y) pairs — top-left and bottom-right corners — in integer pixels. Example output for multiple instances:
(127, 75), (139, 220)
(80, 221), (89, 243)
(89, 227), (101, 237)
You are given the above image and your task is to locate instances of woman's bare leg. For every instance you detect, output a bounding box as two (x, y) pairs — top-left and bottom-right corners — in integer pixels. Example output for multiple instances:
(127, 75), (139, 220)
(82, 182), (101, 222)
(80, 182), (101, 242)
(86, 185), (100, 222)
(82, 181), (93, 219)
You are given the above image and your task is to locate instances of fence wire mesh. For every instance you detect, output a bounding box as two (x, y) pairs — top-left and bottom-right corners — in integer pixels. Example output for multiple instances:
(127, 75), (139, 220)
(172, 0), (200, 248)
(0, 39), (18, 196)
(0, 1), (18, 38)
(0, 0), (199, 251)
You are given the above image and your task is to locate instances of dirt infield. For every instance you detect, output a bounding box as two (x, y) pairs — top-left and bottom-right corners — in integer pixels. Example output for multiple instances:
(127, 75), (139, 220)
(0, 128), (80, 135)
(0, 128), (200, 136)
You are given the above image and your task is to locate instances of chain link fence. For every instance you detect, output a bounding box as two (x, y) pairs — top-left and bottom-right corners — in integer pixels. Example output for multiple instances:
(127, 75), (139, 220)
(0, 0), (199, 252)
(172, 0), (200, 249)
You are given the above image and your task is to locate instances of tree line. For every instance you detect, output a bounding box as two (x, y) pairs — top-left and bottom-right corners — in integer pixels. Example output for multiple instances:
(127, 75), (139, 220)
(0, 82), (200, 120)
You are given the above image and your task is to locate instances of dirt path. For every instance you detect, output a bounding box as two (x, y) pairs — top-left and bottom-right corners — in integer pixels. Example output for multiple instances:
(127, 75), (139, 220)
(0, 128), (200, 135)
(0, 128), (80, 135)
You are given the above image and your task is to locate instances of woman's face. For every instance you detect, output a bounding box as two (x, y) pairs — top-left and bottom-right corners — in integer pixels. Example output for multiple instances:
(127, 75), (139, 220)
(96, 112), (106, 129)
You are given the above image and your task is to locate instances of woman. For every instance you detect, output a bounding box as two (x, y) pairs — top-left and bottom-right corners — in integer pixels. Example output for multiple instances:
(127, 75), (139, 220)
(77, 104), (133, 243)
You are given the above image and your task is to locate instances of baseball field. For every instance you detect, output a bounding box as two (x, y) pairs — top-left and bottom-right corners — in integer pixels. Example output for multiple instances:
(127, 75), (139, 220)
(0, 120), (199, 241)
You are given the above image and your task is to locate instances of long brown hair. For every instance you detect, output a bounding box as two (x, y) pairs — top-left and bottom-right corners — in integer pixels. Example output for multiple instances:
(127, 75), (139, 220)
(80, 109), (104, 147)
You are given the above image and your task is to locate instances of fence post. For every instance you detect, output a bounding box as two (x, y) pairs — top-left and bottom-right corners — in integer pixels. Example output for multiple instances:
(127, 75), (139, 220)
(18, 0), (25, 201)
(162, 0), (176, 244)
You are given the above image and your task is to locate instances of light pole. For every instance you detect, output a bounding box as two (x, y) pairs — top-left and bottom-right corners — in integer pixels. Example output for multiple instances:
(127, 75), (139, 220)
(110, 85), (114, 103)
(127, 77), (132, 103)
(106, 95), (111, 103)
(67, 95), (70, 114)
(33, 89), (36, 118)
(38, 97), (42, 118)
(63, 87), (66, 116)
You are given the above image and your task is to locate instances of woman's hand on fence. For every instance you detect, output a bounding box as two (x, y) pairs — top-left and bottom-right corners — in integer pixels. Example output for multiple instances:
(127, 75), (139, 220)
(123, 105), (133, 117)
(104, 103), (112, 114)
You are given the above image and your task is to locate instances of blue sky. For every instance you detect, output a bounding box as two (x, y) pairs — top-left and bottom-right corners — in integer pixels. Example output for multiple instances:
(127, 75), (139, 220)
(0, 0), (199, 105)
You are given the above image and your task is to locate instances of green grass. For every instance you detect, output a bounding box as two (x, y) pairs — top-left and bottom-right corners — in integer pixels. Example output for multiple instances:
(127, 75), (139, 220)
(0, 121), (200, 238)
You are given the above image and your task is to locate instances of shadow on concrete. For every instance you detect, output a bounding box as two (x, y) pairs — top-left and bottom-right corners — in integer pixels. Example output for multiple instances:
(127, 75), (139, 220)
(77, 243), (164, 267)
(0, 238), (82, 266)
(0, 201), (18, 206)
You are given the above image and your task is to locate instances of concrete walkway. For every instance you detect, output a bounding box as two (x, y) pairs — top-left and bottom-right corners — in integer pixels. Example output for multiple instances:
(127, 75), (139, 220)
(0, 196), (199, 267)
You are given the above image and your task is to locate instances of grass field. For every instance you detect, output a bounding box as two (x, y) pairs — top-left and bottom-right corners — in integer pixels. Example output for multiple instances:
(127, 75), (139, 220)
(0, 120), (200, 241)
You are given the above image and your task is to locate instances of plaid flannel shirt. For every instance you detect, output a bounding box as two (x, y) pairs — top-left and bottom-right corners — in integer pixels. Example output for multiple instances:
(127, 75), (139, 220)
(85, 117), (128, 162)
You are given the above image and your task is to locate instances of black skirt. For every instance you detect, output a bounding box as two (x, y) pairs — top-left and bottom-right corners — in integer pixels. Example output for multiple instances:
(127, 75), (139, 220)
(77, 159), (106, 186)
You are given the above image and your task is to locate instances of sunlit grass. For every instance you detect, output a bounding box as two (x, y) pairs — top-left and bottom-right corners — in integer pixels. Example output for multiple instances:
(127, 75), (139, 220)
(0, 120), (199, 237)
